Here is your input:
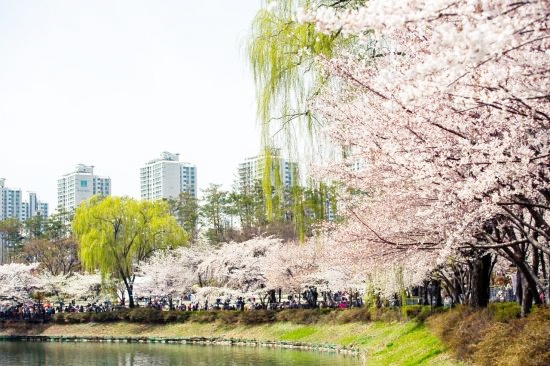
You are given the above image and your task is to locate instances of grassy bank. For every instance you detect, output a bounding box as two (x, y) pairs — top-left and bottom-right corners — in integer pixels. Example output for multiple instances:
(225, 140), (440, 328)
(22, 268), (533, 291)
(3, 304), (547, 365)
(1, 309), (458, 365)
(428, 304), (550, 366)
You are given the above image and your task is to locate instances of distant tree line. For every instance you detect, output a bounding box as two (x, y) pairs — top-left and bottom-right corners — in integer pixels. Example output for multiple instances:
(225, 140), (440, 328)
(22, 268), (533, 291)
(166, 181), (338, 245)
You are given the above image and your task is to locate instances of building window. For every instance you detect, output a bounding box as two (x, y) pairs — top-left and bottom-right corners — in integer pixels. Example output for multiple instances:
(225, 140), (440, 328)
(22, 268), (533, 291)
(80, 180), (88, 188)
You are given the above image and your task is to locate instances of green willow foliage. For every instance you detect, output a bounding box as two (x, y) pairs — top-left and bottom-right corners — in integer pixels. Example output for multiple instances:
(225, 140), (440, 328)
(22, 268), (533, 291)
(246, 1), (362, 234)
(73, 196), (187, 307)
(247, 0), (366, 134)
(247, 1), (337, 140)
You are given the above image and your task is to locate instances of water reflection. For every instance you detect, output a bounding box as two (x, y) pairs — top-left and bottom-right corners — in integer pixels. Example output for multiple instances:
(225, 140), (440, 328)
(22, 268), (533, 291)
(0, 341), (360, 366)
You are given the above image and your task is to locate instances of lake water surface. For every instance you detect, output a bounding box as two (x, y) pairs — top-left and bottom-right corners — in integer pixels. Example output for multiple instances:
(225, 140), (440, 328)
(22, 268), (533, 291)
(0, 341), (361, 365)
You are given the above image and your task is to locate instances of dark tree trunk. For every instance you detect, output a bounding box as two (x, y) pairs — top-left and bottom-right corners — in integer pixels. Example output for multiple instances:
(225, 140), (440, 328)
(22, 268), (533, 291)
(516, 270), (523, 306)
(547, 254), (550, 305)
(128, 288), (135, 308)
(521, 274), (534, 317)
(501, 244), (543, 312)
(421, 281), (429, 305)
(452, 273), (463, 305)
(532, 248), (542, 306)
(540, 252), (547, 285)
(504, 247), (543, 313)
(469, 254), (492, 307)
(430, 280), (443, 307)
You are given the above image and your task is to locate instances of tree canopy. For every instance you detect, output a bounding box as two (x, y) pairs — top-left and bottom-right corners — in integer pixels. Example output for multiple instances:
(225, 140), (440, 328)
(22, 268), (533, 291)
(166, 192), (199, 242)
(247, 0), (549, 315)
(246, 1), (359, 226)
(72, 196), (188, 307)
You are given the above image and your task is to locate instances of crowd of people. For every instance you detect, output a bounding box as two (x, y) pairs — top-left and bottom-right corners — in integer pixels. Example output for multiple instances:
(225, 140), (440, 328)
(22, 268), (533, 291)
(0, 299), (125, 322)
(143, 288), (363, 312)
(0, 287), (365, 322)
(1, 285), (518, 323)
(0, 301), (54, 322)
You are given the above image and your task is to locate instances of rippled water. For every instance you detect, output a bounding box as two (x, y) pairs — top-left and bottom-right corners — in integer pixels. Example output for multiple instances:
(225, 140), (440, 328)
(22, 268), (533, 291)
(0, 341), (361, 366)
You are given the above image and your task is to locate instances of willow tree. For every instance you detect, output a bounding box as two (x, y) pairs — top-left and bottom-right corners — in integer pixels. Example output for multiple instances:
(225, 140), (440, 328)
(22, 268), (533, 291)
(247, 0), (363, 127)
(73, 196), (188, 307)
(246, 0), (362, 227)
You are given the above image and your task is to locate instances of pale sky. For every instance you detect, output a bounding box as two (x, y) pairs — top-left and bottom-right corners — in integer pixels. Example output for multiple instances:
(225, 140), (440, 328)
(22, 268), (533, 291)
(0, 0), (263, 209)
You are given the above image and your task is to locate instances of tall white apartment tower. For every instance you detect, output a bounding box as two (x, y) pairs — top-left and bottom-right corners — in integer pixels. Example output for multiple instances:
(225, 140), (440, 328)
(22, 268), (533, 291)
(0, 178), (23, 221)
(1, 180), (49, 221)
(140, 152), (197, 201)
(0, 178), (23, 265)
(237, 149), (298, 193)
(21, 192), (49, 221)
(57, 164), (111, 213)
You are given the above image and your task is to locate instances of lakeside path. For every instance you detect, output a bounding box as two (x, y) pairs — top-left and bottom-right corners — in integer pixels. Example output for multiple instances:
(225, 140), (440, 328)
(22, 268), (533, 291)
(1, 321), (461, 365)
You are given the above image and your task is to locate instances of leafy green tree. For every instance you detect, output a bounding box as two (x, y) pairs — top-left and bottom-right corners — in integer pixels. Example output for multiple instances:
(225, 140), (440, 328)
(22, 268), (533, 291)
(198, 181), (338, 244)
(20, 210), (71, 242)
(228, 187), (266, 232)
(166, 192), (199, 242)
(0, 218), (24, 263)
(269, 183), (338, 241)
(23, 215), (47, 240)
(73, 196), (187, 307)
(225, 179), (338, 242)
(200, 184), (231, 244)
(45, 210), (73, 240)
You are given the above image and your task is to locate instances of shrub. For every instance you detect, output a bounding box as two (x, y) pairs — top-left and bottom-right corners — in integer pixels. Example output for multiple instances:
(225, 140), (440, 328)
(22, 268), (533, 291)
(52, 313), (66, 324)
(427, 305), (469, 343)
(446, 309), (491, 359)
(65, 314), (80, 324)
(240, 309), (276, 325)
(126, 308), (163, 323)
(402, 305), (423, 318)
(276, 309), (324, 324)
(190, 311), (219, 324)
(333, 307), (371, 323)
(470, 307), (550, 366)
(89, 311), (120, 323)
(368, 307), (402, 322)
(162, 310), (188, 323)
(488, 302), (521, 323)
(53, 312), (92, 324)
(218, 311), (240, 325)
(416, 306), (434, 322)
(174, 311), (192, 323)
(76, 312), (92, 323)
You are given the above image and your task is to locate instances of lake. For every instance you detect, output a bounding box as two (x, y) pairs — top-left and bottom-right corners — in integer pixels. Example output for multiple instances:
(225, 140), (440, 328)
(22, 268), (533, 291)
(0, 341), (361, 365)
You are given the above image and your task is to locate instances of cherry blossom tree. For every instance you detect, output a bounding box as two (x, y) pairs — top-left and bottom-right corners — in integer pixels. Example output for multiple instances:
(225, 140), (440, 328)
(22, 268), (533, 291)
(291, 0), (548, 313)
(134, 237), (286, 307)
(134, 246), (206, 308)
(196, 237), (281, 293)
(265, 240), (319, 295)
(39, 272), (102, 303)
(0, 263), (43, 303)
